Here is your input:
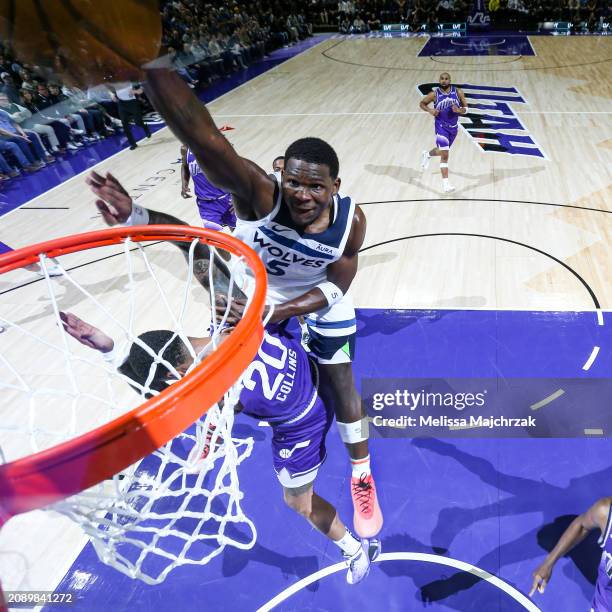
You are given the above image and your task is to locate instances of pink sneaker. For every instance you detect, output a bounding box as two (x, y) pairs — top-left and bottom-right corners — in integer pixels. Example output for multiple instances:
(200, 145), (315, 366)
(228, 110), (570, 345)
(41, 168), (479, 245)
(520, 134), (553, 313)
(351, 474), (383, 538)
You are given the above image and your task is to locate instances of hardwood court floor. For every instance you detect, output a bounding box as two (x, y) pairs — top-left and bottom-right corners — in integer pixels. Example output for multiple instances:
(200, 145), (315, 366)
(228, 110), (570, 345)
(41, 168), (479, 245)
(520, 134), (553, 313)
(0, 33), (610, 604)
(1, 35), (611, 313)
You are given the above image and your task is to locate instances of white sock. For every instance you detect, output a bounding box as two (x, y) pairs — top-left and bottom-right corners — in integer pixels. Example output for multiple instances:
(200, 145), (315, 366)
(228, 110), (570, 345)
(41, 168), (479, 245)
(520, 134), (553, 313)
(351, 455), (371, 478)
(334, 528), (361, 556)
(443, 177), (449, 187)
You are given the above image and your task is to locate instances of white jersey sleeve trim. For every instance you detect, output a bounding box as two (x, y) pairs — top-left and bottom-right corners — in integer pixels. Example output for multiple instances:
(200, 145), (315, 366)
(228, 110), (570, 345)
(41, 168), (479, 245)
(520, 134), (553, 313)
(234, 174), (283, 228)
(335, 192), (356, 256)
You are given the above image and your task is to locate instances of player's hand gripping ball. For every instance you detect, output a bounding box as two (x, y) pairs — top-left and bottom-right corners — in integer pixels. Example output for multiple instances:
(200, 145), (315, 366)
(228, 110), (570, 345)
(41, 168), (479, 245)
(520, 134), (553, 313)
(0, 0), (161, 87)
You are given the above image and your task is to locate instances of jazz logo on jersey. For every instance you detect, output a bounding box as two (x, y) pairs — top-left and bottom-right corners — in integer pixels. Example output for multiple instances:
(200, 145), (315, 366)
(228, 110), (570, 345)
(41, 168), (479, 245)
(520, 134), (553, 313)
(279, 440), (311, 459)
(418, 83), (546, 159)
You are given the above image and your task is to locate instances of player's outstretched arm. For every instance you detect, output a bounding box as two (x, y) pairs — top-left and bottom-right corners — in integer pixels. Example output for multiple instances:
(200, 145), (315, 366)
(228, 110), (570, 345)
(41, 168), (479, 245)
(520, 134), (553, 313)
(87, 170), (188, 227)
(143, 67), (275, 221)
(529, 497), (611, 597)
(86, 171), (242, 297)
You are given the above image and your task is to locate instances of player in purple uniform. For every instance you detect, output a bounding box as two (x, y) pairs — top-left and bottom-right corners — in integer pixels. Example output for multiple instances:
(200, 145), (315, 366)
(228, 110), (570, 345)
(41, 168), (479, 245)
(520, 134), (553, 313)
(419, 72), (468, 193)
(530, 496), (612, 610)
(60, 313), (374, 585)
(180, 145), (236, 230)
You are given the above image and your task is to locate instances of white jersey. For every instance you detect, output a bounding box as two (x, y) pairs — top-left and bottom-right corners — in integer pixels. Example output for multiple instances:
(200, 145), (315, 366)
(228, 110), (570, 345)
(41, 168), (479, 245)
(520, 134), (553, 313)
(232, 176), (356, 306)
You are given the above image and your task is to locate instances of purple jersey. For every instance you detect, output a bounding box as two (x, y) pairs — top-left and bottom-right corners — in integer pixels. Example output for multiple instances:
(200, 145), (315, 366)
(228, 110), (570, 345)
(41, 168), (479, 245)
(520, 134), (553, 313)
(434, 86), (460, 129)
(186, 148), (229, 202)
(593, 504), (612, 611)
(186, 148), (235, 228)
(238, 323), (317, 424)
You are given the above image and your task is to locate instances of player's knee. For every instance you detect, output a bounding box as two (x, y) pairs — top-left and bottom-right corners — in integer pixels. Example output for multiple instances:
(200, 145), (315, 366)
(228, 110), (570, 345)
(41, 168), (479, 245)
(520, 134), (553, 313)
(283, 486), (313, 518)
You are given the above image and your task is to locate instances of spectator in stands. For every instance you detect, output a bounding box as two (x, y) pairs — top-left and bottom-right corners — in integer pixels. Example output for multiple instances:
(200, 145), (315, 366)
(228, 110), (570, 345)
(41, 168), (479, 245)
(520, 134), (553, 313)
(286, 14), (301, 42)
(1, 73), (21, 104)
(48, 84), (106, 141)
(19, 88), (80, 151)
(167, 46), (199, 87)
(0, 92), (62, 155)
(206, 36), (230, 76)
(0, 114), (47, 172)
(437, 0), (454, 20)
(227, 31), (250, 67)
(18, 69), (38, 92)
(62, 84), (118, 135)
(427, 9), (439, 29)
(352, 14), (370, 32)
(367, 11), (382, 29)
(297, 12), (314, 37)
(0, 100), (53, 164)
(0, 151), (19, 179)
(36, 83), (93, 140)
(0, 54), (15, 78)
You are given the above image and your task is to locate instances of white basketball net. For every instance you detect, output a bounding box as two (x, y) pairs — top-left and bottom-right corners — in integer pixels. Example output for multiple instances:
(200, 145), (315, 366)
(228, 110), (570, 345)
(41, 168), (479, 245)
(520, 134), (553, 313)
(0, 233), (261, 584)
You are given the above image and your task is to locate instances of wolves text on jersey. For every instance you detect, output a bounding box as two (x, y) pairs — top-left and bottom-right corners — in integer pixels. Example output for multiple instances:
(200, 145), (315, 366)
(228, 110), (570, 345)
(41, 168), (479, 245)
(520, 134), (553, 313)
(253, 229), (326, 276)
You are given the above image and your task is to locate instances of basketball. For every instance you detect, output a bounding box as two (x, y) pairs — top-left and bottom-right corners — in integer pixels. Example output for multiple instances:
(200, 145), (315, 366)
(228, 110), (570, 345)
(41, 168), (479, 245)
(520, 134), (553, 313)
(0, 0), (161, 86)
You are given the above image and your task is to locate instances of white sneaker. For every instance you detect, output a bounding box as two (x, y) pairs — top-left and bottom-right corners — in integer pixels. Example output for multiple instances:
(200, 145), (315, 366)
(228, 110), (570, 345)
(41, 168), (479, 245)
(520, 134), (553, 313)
(344, 540), (370, 585)
(443, 183), (456, 193)
(420, 150), (430, 170)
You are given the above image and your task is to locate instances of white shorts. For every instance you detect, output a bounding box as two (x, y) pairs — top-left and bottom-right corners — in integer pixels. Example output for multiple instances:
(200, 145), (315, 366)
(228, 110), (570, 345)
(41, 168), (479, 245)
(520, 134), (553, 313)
(305, 294), (357, 365)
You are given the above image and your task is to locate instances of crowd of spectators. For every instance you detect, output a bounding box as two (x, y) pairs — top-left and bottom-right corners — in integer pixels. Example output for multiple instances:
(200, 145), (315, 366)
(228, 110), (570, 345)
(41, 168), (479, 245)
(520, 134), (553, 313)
(160, 1), (314, 87)
(0, 0), (608, 184)
(0, 44), (128, 181)
(313, 0), (610, 33)
(0, 1), (317, 182)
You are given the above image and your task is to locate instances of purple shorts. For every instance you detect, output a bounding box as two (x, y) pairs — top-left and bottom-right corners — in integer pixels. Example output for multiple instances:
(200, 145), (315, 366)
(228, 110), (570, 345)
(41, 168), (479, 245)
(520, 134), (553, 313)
(435, 124), (458, 150)
(197, 194), (236, 230)
(271, 392), (334, 489)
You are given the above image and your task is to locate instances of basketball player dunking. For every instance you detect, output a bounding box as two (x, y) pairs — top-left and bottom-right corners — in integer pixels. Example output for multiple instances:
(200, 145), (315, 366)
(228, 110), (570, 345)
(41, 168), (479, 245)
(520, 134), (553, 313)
(180, 145), (236, 231)
(92, 64), (384, 541)
(530, 496), (612, 610)
(66, 177), (381, 581)
(419, 72), (467, 193)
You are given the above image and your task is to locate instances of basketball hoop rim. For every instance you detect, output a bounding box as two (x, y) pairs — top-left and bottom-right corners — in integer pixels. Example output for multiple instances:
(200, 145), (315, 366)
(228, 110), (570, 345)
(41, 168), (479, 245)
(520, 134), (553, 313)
(0, 225), (267, 521)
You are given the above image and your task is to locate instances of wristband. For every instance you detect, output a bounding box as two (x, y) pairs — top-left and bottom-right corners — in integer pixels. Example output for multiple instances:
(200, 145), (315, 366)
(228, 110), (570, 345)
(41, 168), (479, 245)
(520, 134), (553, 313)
(317, 281), (344, 307)
(123, 203), (150, 226)
(101, 343), (129, 369)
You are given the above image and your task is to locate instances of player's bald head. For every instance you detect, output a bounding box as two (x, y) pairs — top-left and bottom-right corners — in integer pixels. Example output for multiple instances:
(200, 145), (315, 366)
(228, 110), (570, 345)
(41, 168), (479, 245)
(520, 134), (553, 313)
(439, 72), (451, 88)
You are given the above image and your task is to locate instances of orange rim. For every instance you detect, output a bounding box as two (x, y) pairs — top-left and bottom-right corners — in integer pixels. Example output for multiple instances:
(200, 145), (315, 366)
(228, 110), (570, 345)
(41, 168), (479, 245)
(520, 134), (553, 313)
(0, 225), (266, 522)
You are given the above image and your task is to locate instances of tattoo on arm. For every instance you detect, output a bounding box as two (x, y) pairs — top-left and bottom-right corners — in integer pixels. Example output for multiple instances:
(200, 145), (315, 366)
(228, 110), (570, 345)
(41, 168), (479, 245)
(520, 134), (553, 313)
(147, 209), (244, 299)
